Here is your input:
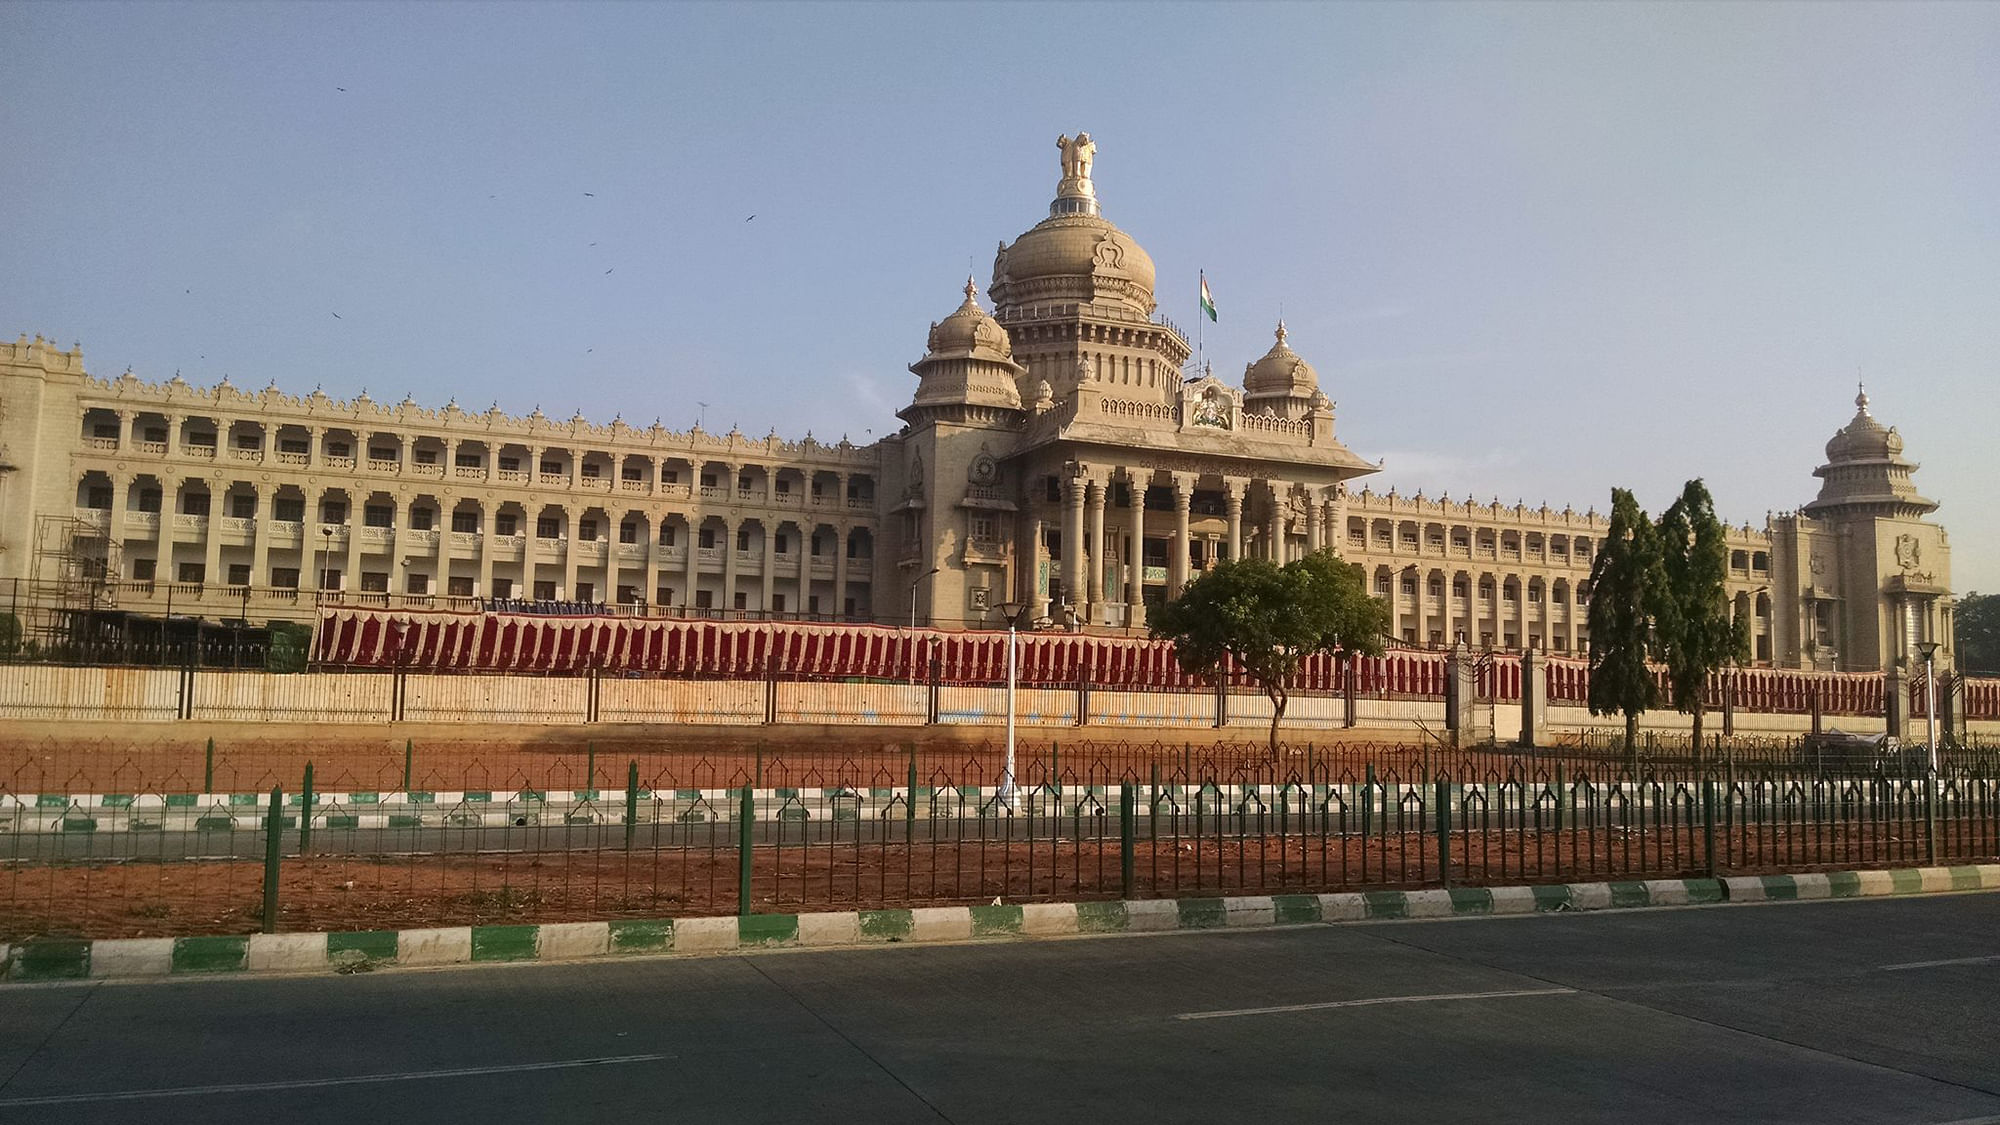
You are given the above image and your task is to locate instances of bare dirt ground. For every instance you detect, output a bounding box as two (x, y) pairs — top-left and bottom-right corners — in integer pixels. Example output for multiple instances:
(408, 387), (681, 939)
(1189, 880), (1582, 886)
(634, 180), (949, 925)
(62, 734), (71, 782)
(0, 720), (1494, 795)
(0, 827), (1954, 941)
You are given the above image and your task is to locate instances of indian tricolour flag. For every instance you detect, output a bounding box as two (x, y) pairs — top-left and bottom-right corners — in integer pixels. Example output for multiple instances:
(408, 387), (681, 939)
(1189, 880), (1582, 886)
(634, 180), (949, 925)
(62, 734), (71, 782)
(1199, 272), (1217, 322)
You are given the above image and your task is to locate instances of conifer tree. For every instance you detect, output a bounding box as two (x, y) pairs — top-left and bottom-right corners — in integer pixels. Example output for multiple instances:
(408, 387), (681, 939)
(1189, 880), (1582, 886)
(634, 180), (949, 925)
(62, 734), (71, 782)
(1587, 488), (1666, 756)
(1656, 479), (1751, 754)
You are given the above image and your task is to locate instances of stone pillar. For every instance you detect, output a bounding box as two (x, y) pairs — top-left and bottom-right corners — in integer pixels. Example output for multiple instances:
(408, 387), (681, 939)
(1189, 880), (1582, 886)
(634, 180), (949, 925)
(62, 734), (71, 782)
(1266, 487), (1283, 563)
(1939, 673), (1966, 747)
(833, 522), (851, 620)
(1086, 478), (1108, 623)
(201, 476), (225, 587)
(343, 492), (365, 595)
(1170, 474), (1192, 595)
(1444, 643), (1488, 748)
(1519, 646), (1547, 748)
(759, 522), (776, 615)
(1062, 475), (1086, 619)
(1883, 663), (1908, 742)
(1126, 482), (1147, 630)
(682, 514), (701, 609)
(249, 484), (272, 591)
(1305, 491), (1322, 556)
(1224, 478), (1245, 562)
(433, 492), (452, 592)
(390, 490), (412, 594)
(644, 514), (663, 608)
(478, 507), (496, 598)
(561, 507), (580, 599)
(1025, 515), (1046, 620)
(723, 517), (740, 612)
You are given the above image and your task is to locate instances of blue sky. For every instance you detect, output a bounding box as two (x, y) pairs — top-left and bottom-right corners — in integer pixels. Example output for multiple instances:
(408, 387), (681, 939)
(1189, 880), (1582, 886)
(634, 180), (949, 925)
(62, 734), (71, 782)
(4, 1), (1995, 589)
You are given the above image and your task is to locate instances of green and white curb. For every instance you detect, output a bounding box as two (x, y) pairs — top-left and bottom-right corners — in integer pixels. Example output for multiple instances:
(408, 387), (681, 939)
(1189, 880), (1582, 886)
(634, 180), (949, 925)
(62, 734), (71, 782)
(6, 864), (1996, 984)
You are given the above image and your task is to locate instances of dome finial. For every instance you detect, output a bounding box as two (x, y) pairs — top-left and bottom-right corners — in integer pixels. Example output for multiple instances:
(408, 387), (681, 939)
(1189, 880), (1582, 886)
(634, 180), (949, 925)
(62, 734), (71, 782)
(1855, 380), (1870, 416)
(1050, 132), (1100, 217)
(963, 275), (978, 302)
(1275, 319), (1287, 345)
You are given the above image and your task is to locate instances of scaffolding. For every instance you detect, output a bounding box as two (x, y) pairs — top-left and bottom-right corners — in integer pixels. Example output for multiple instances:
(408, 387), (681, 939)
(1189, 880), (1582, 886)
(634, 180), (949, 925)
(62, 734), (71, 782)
(24, 511), (120, 651)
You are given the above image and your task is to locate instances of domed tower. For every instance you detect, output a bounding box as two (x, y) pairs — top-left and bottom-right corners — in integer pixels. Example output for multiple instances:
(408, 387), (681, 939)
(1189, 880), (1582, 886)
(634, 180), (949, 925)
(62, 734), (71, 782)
(1242, 321), (1328, 421)
(1770, 387), (1952, 679)
(885, 279), (1028, 631)
(1802, 388), (1938, 520)
(901, 278), (1025, 422)
(988, 134), (1190, 407)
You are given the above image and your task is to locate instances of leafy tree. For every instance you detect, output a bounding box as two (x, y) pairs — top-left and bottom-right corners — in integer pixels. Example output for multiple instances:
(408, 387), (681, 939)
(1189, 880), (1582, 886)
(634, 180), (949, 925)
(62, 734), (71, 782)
(1958, 592), (2000, 675)
(1587, 488), (1667, 756)
(1151, 549), (1387, 756)
(1655, 480), (1751, 752)
(0, 613), (19, 657)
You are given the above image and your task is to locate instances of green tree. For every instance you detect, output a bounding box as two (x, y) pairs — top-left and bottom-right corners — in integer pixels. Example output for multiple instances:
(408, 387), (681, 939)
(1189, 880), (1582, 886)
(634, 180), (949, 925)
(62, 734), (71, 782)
(1151, 549), (1387, 756)
(1957, 592), (2000, 674)
(1655, 480), (1751, 753)
(1587, 488), (1667, 756)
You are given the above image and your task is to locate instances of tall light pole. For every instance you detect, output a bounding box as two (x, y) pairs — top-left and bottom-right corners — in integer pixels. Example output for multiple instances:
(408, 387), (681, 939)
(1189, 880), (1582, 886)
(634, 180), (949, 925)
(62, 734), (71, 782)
(1916, 639), (1941, 777)
(910, 566), (940, 629)
(992, 599), (1030, 805)
(1916, 638), (1941, 866)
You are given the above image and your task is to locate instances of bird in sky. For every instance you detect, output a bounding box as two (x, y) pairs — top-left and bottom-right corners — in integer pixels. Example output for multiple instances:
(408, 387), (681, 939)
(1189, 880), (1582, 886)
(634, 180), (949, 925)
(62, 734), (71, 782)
(331, 312), (342, 320)
(745, 215), (755, 222)
(604, 268), (614, 275)
(583, 192), (595, 198)
(335, 87), (346, 92)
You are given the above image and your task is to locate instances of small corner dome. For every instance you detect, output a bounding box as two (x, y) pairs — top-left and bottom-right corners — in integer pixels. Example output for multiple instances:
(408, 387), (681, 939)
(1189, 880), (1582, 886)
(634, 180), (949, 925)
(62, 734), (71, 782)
(925, 278), (1013, 362)
(1825, 387), (1902, 462)
(1243, 321), (1319, 397)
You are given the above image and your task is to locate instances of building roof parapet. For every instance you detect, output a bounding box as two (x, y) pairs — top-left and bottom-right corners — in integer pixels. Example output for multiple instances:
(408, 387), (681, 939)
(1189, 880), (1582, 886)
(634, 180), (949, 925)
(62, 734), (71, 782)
(69, 367), (879, 467)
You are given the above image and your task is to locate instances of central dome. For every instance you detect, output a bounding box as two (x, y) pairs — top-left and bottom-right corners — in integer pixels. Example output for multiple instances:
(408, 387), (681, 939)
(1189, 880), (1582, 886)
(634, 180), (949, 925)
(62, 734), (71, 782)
(988, 134), (1157, 319)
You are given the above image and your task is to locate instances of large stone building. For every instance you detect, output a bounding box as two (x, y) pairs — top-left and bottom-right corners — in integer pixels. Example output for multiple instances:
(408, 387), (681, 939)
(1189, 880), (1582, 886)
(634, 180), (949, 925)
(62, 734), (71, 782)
(0, 134), (1958, 672)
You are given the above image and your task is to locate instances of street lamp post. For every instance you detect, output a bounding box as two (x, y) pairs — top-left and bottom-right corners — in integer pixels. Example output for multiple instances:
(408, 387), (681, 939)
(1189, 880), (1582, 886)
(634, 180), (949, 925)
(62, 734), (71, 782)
(991, 599), (1031, 805)
(1916, 638), (1941, 865)
(910, 566), (940, 629)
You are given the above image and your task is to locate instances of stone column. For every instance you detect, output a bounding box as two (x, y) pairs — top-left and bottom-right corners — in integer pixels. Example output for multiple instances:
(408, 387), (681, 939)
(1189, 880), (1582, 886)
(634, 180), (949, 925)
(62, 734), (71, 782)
(201, 475), (225, 586)
(1223, 478), (1245, 563)
(759, 522), (776, 615)
(833, 522), (851, 620)
(1086, 478), (1108, 624)
(249, 484), (272, 590)
(723, 517), (740, 612)
(643, 514), (663, 607)
(1520, 646), (1547, 748)
(343, 490), (365, 595)
(1127, 478), (1147, 629)
(1883, 662), (1908, 742)
(562, 507), (580, 600)
(389, 490), (413, 595)
(1062, 474), (1086, 619)
(1265, 483), (1284, 562)
(1305, 489), (1322, 555)
(1170, 474), (1193, 596)
(433, 492), (452, 593)
(1025, 515), (1046, 619)
(309, 425), (325, 469)
(682, 514), (701, 609)
(478, 506), (496, 598)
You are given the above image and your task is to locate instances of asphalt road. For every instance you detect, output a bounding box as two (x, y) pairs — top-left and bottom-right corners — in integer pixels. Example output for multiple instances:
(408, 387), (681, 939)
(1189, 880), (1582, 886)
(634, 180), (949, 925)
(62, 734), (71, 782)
(3, 894), (1998, 1124)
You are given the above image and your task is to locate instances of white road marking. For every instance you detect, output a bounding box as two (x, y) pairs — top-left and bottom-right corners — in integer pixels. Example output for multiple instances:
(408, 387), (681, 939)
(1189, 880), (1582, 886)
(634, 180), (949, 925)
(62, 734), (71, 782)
(1880, 954), (2000, 972)
(0, 1053), (671, 1106)
(1173, 987), (1577, 1021)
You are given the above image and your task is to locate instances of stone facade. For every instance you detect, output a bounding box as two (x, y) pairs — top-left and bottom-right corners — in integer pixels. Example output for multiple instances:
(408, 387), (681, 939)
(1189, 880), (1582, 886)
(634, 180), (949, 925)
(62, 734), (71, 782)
(0, 135), (1957, 672)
